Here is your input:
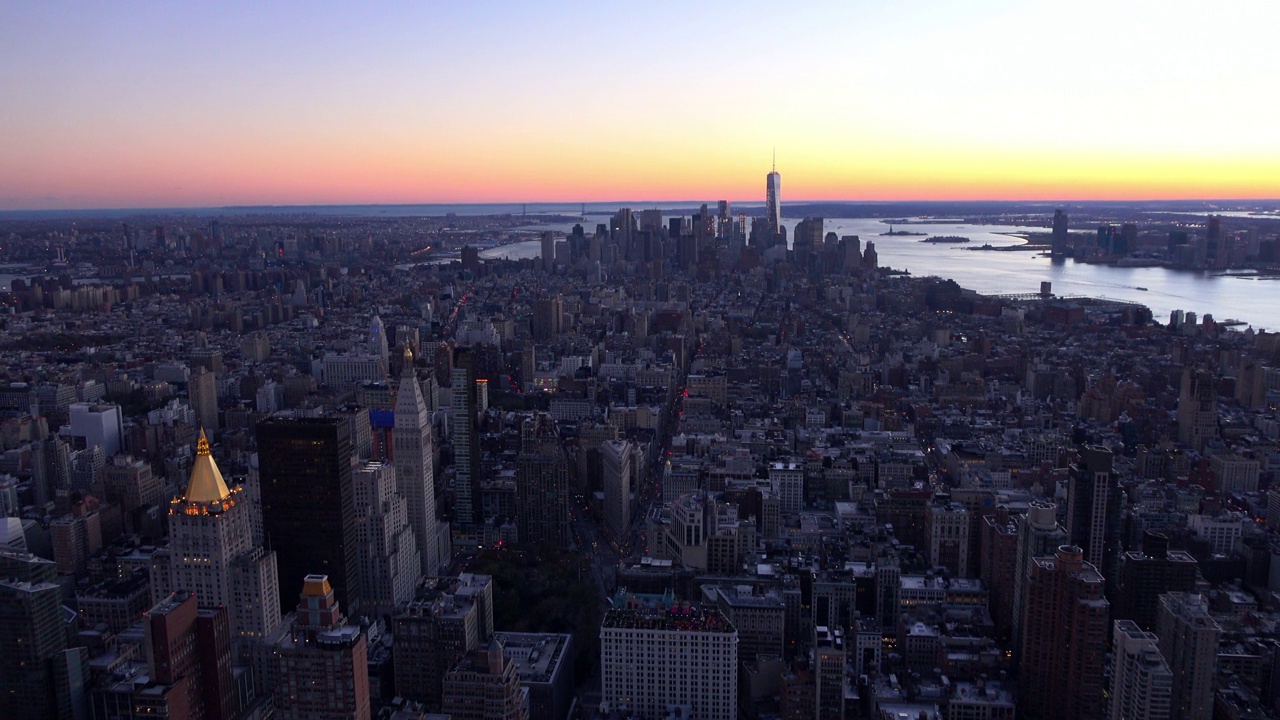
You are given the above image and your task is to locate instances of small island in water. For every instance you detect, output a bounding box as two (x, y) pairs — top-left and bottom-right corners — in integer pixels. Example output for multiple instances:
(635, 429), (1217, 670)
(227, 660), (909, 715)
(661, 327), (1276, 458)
(922, 235), (971, 244)
(880, 226), (927, 236)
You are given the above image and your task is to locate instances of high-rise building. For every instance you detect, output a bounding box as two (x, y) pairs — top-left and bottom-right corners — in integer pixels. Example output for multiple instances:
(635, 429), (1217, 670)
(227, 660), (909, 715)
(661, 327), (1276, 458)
(1067, 446), (1121, 579)
(261, 575), (371, 720)
(600, 600), (738, 720)
(1108, 620), (1172, 720)
(602, 439), (633, 545)
(395, 347), (442, 576)
(515, 413), (571, 548)
(792, 217), (823, 272)
(1019, 545), (1109, 720)
(441, 639), (530, 720)
(926, 499), (970, 577)
(141, 591), (237, 720)
(530, 296), (563, 342)
(452, 348), (483, 527)
(1112, 532), (1198, 631)
(1011, 500), (1070, 653)
(189, 366), (219, 434)
(765, 163), (782, 237)
(1156, 593), (1220, 720)
(369, 314), (389, 364)
(980, 505), (1020, 641)
(393, 574), (494, 711)
(813, 626), (846, 719)
(540, 232), (555, 271)
(257, 415), (362, 616)
(1177, 368), (1218, 451)
(1052, 209), (1070, 257)
(102, 453), (166, 530)
(168, 429), (282, 640)
(0, 576), (73, 719)
(1205, 215), (1221, 265)
(353, 461), (420, 618)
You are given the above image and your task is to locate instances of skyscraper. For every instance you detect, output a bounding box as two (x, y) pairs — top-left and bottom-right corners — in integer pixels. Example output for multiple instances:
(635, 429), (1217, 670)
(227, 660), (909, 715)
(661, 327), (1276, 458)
(765, 157), (782, 236)
(1156, 593), (1220, 720)
(1112, 532), (1198, 631)
(261, 575), (371, 720)
(0, 575), (72, 720)
(1067, 446), (1120, 579)
(1051, 209), (1070, 257)
(257, 415), (362, 615)
(515, 413), (571, 547)
(189, 366), (219, 434)
(352, 461), (420, 618)
(602, 439), (633, 545)
(142, 591), (237, 720)
(369, 314), (389, 365)
(1109, 620), (1172, 720)
(1177, 368), (1218, 451)
(394, 347), (442, 576)
(167, 429), (281, 640)
(1019, 545), (1109, 720)
(452, 347), (483, 527)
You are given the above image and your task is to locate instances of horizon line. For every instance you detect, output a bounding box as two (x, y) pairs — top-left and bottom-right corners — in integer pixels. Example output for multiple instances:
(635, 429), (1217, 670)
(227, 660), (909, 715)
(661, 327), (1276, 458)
(4, 197), (1280, 216)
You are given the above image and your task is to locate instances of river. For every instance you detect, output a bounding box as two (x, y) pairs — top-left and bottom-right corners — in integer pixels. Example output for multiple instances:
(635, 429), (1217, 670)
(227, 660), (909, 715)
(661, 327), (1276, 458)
(482, 215), (1279, 331)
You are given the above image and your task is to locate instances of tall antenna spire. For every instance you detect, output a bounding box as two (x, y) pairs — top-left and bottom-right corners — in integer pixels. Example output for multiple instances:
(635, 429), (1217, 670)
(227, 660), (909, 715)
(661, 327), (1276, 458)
(772, 148), (776, 173)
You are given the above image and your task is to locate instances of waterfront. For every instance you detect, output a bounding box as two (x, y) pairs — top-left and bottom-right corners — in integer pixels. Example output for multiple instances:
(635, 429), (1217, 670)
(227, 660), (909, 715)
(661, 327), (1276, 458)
(487, 215), (1280, 331)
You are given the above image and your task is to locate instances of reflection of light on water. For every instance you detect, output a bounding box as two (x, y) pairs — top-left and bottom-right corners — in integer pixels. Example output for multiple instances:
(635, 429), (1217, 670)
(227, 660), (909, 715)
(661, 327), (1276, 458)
(481, 216), (1274, 330)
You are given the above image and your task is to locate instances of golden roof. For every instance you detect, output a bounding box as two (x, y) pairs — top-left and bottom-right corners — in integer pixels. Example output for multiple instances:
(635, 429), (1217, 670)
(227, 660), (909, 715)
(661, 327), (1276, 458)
(183, 428), (231, 504)
(301, 574), (333, 597)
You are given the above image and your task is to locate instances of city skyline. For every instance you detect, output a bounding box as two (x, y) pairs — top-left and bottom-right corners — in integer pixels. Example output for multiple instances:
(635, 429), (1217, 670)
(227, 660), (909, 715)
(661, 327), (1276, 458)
(4, 1), (1280, 210)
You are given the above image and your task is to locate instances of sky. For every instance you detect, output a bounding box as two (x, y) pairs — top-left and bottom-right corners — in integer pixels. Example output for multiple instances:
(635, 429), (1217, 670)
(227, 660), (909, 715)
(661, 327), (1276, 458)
(2, 1), (1279, 210)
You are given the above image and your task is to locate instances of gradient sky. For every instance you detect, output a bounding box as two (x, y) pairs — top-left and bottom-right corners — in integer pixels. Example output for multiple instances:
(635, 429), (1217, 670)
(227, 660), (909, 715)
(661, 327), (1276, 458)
(2, 1), (1279, 209)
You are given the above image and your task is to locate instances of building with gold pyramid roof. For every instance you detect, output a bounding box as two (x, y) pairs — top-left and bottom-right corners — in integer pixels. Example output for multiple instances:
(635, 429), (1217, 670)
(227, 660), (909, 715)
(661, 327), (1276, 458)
(163, 428), (281, 640)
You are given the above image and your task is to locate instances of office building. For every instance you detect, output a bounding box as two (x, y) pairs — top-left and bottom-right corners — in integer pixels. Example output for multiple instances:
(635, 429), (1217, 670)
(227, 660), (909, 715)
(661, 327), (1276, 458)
(353, 461), (421, 619)
(600, 601), (738, 720)
(1112, 532), (1198, 631)
(980, 506), (1019, 641)
(492, 632), (575, 720)
(601, 439), (633, 545)
(189, 365), (219, 434)
(257, 415), (362, 615)
(452, 348), (483, 526)
(1067, 446), (1120, 578)
(140, 591), (237, 720)
(1011, 500), (1070, 653)
(515, 413), (571, 548)
(261, 575), (371, 720)
(441, 639), (530, 720)
(927, 499), (970, 577)
(393, 573), (494, 711)
(765, 160), (782, 236)
(1109, 620), (1172, 720)
(0, 576), (73, 720)
(814, 626), (847, 719)
(1052, 209), (1069, 257)
(1156, 593), (1220, 720)
(394, 347), (442, 576)
(1019, 546), (1109, 720)
(168, 429), (282, 639)
(68, 402), (124, 456)
(1177, 368), (1218, 452)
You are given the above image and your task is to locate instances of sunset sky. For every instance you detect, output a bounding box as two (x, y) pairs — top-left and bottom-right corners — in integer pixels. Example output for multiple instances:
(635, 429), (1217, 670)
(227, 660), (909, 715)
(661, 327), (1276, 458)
(2, 1), (1278, 210)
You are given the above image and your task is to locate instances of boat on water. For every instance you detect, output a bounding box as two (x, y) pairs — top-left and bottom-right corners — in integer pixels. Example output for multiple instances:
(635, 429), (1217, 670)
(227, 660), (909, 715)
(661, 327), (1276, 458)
(1135, 287), (1148, 291)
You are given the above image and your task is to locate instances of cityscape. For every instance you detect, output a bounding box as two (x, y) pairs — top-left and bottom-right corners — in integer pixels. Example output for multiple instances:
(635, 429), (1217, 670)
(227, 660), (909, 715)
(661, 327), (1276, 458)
(3, 3), (1280, 720)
